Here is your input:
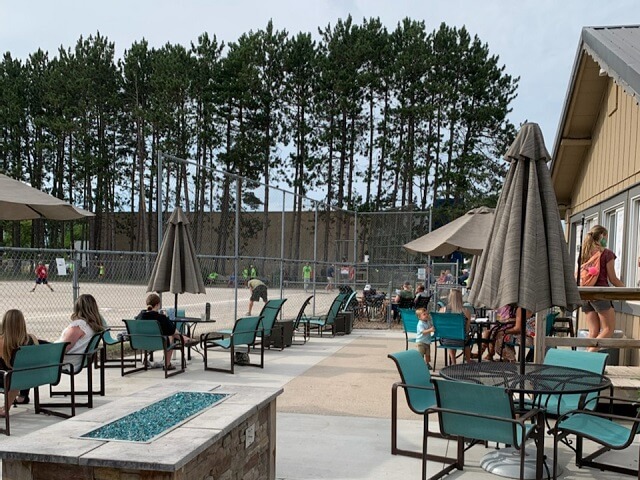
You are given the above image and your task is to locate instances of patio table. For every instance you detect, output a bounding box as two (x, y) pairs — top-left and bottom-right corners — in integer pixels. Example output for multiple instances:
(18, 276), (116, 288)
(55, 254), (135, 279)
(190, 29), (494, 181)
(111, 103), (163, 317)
(175, 316), (216, 358)
(439, 362), (611, 479)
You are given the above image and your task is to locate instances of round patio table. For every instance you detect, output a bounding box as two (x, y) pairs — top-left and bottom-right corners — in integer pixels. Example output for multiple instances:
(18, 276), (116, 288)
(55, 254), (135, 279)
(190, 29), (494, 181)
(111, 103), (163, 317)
(439, 362), (611, 479)
(440, 361), (611, 395)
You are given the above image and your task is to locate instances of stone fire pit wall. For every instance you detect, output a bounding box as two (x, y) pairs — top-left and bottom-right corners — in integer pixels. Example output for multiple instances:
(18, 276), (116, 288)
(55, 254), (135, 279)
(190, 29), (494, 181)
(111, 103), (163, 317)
(0, 382), (282, 480)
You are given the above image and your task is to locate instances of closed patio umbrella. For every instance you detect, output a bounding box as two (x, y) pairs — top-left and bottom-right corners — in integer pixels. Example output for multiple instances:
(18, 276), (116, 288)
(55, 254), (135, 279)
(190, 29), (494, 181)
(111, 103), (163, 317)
(468, 123), (581, 373)
(0, 173), (94, 220)
(403, 206), (494, 256)
(147, 207), (206, 312)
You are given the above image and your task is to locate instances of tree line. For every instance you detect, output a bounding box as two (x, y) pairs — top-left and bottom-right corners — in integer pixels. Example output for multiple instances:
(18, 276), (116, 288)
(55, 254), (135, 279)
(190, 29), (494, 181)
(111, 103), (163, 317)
(0, 16), (518, 260)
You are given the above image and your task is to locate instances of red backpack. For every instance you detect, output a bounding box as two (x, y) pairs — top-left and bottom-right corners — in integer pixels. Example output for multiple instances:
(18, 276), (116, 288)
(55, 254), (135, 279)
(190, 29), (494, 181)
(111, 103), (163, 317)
(579, 250), (602, 286)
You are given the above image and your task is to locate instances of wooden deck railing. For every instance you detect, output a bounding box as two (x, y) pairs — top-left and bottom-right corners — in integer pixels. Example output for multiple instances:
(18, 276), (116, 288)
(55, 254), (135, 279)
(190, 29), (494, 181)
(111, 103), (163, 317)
(534, 287), (640, 362)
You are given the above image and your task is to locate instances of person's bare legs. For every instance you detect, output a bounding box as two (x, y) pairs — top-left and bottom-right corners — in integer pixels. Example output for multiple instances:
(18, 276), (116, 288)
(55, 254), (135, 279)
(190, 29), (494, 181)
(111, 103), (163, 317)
(0, 390), (19, 416)
(448, 349), (457, 364)
(247, 300), (254, 315)
(587, 308), (615, 352)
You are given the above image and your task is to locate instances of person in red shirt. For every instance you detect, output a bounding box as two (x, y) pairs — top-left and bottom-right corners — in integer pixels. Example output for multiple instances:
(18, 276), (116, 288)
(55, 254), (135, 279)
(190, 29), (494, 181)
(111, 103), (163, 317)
(31, 261), (53, 292)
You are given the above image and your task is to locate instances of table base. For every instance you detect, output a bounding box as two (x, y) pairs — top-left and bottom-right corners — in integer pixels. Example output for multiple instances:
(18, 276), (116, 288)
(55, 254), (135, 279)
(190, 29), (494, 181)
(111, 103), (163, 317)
(480, 447), (561, 480)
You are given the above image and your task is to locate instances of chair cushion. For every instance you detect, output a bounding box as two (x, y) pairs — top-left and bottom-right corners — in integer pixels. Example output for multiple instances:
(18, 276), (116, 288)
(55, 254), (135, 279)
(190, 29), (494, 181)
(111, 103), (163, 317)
(559, 413), (632, 448)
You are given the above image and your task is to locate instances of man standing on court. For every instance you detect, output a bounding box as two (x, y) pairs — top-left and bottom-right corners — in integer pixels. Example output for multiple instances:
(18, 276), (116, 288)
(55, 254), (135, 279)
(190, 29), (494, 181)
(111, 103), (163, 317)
(246, 277), (268, 316)
(31, 261), (54, 292)
(325, 264), (335, 292)
(302, 262), (312, 292)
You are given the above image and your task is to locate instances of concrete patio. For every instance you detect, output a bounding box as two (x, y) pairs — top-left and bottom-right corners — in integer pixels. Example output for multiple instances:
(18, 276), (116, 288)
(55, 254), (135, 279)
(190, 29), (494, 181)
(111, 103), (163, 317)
(0, 329), (636, 479)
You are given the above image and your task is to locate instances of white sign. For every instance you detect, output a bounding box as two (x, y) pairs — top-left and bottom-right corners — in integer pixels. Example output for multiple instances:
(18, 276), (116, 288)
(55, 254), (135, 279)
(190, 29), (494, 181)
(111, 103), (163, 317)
(55, 258), (67, 276)
(417, 267), (426, 280)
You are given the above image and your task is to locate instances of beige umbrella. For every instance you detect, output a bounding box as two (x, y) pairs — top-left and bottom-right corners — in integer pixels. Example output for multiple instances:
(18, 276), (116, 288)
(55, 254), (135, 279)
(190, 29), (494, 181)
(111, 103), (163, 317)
(147, 207), (206, 311)
(403, 206), (494, 256)
(468, 123), (581, 381)
(0, 173), (94, 220)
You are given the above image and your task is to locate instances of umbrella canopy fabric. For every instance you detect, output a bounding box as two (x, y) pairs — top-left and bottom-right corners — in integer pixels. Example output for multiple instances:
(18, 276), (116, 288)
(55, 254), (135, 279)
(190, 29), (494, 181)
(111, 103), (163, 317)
(0, 173), (94, 221)
(147, 207), (206, 308)
(468, 123), (581, 314)
(403, 207), (494, 256)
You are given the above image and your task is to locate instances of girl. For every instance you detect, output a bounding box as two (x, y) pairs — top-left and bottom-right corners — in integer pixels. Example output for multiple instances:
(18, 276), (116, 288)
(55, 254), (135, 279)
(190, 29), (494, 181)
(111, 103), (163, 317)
(438, 289), (472, 363)
(58, 294), (104, 372)
(581, 225), (624, 351)
(0, 310), (43, 415)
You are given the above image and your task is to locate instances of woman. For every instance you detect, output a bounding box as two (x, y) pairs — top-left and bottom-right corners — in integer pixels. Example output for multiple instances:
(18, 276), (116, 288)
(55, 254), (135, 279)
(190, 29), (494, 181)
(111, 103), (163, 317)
(493, 306), (534, 362)
(438, 288), (472, 363)
(581, 225), (624, 351)
(58, 294), (104, 373)
(0, 310), (43, 415)
(135, 293), (198, 370)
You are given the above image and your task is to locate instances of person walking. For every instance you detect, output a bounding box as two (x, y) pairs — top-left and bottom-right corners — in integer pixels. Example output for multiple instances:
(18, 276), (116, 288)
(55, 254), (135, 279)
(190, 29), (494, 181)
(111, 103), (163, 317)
(581, 225), (624, 351)
(302, 263), (312, 292)
(246, 278), (268, 316)
(325, 264), (335, 292)
(31, 261), (53, 292)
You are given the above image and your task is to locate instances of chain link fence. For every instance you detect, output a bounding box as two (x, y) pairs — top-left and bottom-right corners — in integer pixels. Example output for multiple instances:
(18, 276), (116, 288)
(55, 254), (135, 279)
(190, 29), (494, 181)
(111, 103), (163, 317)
(0, 154), (442, 340)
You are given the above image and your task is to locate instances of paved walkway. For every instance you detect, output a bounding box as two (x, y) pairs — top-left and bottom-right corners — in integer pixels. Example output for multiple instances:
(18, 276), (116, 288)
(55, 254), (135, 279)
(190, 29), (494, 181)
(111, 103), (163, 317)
(0, 329), (636, 479)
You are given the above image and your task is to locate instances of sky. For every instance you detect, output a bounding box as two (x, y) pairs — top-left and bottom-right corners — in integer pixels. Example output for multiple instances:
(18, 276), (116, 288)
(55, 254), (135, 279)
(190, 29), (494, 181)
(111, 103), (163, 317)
(0, 0), (636, 158)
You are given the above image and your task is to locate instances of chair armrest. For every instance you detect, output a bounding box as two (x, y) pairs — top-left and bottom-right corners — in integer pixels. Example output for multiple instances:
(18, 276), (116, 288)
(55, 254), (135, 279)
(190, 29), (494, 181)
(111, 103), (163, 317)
(392, 381), (435, 392)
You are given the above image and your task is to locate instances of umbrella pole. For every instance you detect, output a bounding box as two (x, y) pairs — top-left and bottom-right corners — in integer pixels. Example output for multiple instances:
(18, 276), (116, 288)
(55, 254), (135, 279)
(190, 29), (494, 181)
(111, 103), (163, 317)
(518, 159), (530, 412)
(175, 293), (179, 316)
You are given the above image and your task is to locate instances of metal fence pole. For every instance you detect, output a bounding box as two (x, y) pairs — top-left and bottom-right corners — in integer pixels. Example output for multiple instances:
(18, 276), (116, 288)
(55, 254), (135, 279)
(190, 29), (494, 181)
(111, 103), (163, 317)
(280, 190), (285, 299)
(312, 203), (318, 315)
(234, 178), (240, 320)
(354, 210), (358, 289)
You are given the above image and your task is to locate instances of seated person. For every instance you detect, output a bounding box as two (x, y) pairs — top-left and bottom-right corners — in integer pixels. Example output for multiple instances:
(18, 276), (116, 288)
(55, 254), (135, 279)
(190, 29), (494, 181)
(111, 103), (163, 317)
(135, 293), (198, 369)
(413, 284), (431, 309)
(482, 304), (516, 361)
(438, 288), (472, 364)
(494, 307), (534, 362)
(0, 309), (47, 414)
(58, 294), (105, 373)
(392, 282), (414, 321)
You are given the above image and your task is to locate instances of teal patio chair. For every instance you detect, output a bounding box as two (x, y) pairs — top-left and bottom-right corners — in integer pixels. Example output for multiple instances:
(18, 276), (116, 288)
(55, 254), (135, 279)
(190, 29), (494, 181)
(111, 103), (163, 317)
(202, 316), (264, 374)
(96, 315), (138, 371)
(306, 293), (347, 337)
(431, 312), (472, 368)
(1, 342), (72, 436)
(399, 308), (420, 351)
(122, 319), (186, 378)
(388, 350), (441, 459)
(552, 395), (640, 479)
(534, 349), (609, 419)
(256, 298), (287, 350)
(424, 378), (544, 480)
(49, 330), (106, 407)
(292, 295), (313, 344)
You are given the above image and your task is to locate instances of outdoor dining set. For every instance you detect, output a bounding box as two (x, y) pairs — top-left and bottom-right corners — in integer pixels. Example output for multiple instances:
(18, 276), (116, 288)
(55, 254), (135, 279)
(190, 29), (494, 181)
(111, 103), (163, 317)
(0, 290), (357, 436)
(388, 342), (640, 480)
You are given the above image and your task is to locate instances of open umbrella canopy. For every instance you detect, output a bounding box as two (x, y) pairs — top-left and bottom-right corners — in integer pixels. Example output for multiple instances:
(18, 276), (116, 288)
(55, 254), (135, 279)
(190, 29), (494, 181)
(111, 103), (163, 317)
(0, 173), (94, 221)
(403, 206), (494, 256)
(147, 207), (206, 309)
(469, 123), (581, 314)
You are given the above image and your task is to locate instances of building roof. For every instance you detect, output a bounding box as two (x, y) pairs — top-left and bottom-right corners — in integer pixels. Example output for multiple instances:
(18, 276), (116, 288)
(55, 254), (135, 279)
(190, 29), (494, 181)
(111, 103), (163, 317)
(550, 25), (640, 215)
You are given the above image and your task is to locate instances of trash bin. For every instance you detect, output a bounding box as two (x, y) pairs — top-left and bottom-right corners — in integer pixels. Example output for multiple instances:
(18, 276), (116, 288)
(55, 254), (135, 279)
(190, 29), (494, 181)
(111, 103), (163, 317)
(577, 329), (623, 364)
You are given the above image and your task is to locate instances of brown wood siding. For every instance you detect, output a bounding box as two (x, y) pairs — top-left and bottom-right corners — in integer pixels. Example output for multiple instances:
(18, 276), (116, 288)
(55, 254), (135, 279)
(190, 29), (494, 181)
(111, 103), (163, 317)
(571, 80), (640, 213)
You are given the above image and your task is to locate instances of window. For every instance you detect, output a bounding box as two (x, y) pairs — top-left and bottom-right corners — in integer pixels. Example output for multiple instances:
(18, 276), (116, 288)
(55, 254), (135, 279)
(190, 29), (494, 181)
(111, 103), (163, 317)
(630, 197), (640, 287)
(604, 205), (624, 280)
(573, 215), (598, 266)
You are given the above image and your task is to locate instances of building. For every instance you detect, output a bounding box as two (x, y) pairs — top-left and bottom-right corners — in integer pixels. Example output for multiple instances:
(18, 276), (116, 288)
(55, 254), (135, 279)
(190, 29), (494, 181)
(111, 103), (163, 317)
(551, 25), (640, 362)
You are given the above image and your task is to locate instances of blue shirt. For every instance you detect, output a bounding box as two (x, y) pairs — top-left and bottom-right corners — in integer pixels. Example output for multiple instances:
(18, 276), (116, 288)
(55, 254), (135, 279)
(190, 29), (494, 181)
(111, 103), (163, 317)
(416, 319), (432, 344)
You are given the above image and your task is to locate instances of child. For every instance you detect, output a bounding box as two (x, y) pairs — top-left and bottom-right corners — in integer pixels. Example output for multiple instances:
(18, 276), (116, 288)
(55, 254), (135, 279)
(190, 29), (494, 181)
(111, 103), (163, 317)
(415, 308), (434, 368)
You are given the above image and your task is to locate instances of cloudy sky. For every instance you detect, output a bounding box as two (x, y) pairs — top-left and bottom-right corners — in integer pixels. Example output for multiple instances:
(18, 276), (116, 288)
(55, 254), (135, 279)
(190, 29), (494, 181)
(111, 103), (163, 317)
(1, 0), (636, 155)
